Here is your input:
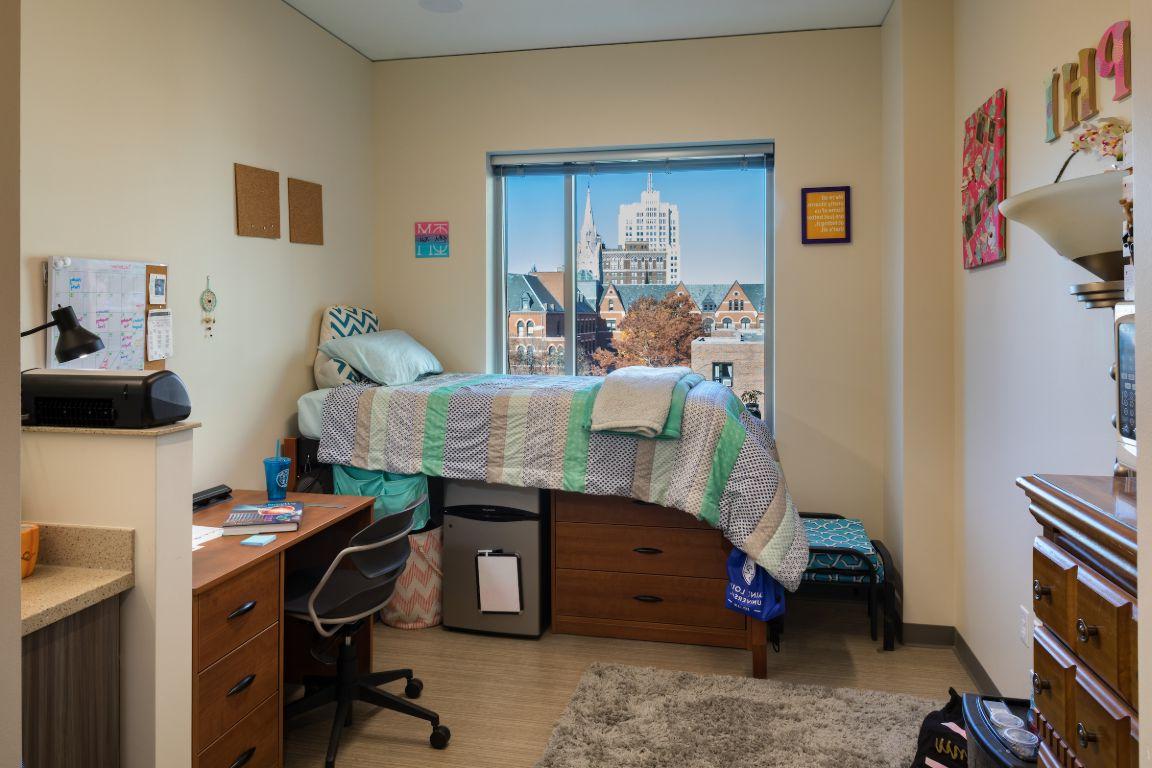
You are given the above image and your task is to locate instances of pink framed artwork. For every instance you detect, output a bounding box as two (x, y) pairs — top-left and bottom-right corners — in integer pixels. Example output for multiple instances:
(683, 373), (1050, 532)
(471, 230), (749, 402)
(961, 89), (1007, 269)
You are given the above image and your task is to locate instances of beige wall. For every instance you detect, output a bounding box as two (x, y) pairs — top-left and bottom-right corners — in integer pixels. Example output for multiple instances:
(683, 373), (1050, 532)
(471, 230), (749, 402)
(374, 30), (890, 536)
(954, 0), (1133, 694)
(880, 0), (957, 627)
(0, 0), (19, 762)
(21, 0), (376, 490)
(1132, 3), (1151, 761)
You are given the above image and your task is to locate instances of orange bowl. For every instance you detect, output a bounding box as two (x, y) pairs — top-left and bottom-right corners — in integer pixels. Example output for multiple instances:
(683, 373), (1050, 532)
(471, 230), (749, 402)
(20, 524), (39, 579)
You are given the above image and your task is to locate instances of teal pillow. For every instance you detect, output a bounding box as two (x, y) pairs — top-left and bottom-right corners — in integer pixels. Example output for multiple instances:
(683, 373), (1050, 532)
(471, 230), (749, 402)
(318, 330), (442, 386)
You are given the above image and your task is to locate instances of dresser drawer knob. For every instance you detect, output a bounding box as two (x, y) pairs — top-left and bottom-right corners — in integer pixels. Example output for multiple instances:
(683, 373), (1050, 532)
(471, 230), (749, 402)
(1032, 580), (1052, 601)
(1077, 722), (1097, 748)
(226, 601), (258, 621)
(226, 673), (257, 698)
(229, 747), (256, 768)
(1076, 618), (1099, 643)
(632, 547), (663, 555)
(1031, 673), (1050, 695)
(632, 594), (664, 603)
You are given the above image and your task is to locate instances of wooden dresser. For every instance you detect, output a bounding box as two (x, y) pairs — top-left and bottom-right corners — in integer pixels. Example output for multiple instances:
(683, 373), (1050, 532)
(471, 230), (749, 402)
(1019, 474), (1139, 768)
(550, 491), (769, 677)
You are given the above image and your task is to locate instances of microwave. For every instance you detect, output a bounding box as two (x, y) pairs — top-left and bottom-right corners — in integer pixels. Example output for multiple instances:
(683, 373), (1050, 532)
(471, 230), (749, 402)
(1114, 301), (1136, 473)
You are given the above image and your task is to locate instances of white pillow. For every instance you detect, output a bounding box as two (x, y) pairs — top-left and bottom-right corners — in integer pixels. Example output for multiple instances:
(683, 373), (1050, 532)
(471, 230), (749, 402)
(318, 330), (443, 386)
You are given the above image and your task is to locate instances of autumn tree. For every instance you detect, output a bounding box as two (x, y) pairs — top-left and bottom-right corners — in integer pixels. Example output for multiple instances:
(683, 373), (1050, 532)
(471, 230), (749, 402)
(591, 294), (703, 373)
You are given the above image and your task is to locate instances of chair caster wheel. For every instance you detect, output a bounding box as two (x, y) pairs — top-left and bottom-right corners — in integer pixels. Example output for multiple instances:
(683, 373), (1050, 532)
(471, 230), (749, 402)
(405, 678), (424, 699)
(430, 724), (451, 749)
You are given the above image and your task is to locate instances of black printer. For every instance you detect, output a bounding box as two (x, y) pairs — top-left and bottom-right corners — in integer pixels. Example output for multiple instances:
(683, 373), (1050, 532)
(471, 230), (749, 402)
(21, 369), (192, 429)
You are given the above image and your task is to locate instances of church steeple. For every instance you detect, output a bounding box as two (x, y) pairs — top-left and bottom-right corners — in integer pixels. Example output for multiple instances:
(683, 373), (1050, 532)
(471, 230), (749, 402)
(581, 185), (595, 232)
(577, 184), (603, 281)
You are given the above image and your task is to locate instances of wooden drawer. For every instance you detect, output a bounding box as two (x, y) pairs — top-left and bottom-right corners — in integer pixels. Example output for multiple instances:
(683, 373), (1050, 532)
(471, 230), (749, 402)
(1074, 565), (1137, 705)
(555, 522), (727, 578)
(1034, 537), (1078, 646)
(196, 623), (280, 753)
(555, 569), (744, 630)
(1034, 625), (1076, 740)
(1072, 667), (1138, 768)
(196, 556), (280, 672)
(555, 491), (711, 529)
(197, 692), (279, 768)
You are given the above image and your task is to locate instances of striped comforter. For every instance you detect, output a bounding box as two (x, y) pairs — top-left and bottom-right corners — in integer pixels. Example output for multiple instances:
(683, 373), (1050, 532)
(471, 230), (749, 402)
(316, 373), (808, 590)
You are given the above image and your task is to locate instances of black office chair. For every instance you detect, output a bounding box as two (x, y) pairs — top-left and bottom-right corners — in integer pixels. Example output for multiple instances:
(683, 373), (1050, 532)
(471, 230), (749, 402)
(284, 498), (450, 767)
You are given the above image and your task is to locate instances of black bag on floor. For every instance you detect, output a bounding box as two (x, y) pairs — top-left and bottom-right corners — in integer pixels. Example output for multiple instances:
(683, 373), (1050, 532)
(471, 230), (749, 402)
(296, 437), (334, 494)
(910, 687), (967, 767)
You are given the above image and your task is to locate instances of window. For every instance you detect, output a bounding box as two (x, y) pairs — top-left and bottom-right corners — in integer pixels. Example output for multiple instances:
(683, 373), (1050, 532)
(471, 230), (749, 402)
(492, 143), (773, 409)
(516, 320), (524, 337)
(712, 362), (734, 387)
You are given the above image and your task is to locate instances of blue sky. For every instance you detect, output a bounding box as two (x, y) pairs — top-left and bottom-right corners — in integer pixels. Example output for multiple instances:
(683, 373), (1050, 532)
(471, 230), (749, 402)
(505, 168), (767, 285)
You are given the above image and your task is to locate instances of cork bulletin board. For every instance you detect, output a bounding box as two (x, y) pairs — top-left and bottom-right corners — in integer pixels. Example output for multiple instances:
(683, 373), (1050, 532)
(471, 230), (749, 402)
(288, 178), (324, 245)
(234, 163), (280, 239)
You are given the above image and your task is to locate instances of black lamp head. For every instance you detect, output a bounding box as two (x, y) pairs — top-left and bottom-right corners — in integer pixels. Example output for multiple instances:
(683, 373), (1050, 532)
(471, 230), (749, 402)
(51, 306), (104, 363)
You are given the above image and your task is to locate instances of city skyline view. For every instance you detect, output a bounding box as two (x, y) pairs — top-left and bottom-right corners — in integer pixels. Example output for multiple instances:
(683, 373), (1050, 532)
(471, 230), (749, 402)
(505, 167), (767, 285)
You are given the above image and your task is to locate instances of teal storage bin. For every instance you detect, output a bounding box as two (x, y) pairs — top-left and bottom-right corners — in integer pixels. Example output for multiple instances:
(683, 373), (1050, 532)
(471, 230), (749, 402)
(332, 465), (431, 531)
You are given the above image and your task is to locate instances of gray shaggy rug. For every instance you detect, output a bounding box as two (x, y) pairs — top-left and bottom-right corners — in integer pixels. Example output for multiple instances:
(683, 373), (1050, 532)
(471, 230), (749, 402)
(535, 664), (938, 768)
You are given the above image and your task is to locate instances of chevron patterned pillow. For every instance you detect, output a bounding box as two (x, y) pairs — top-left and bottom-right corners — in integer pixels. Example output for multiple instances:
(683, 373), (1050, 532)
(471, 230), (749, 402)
(314, 305), (381, 388)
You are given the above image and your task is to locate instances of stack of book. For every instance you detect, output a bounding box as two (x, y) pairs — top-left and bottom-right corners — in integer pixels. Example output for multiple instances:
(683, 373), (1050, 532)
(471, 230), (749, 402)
(221, 502), (304, 536)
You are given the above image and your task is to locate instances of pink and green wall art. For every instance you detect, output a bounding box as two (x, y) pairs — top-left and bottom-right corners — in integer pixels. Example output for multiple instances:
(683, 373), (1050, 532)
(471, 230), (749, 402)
(961, 88), (1008, 269)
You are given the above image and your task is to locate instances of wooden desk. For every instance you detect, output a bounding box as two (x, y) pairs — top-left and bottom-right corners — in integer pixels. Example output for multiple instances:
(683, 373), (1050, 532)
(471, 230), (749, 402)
(192, 491), (374, 768)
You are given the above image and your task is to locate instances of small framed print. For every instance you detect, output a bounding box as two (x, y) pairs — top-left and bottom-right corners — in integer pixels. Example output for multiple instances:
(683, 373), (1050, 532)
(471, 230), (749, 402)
(415, 221), (449, 258)
(801, 186), (851, 245)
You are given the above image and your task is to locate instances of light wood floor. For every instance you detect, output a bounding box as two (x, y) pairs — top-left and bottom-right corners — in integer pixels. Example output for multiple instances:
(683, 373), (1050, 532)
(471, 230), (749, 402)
(284, 599), (975, 767)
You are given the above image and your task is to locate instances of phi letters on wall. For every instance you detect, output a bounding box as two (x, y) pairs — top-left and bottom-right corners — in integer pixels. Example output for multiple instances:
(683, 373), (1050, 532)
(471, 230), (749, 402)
(1045, 20), (1132, 142)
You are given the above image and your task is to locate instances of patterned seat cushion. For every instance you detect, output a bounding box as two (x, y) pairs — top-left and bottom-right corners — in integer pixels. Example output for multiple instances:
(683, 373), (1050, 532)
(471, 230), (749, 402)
(314, 306), (381, 388)
(802, 517), (885, 585)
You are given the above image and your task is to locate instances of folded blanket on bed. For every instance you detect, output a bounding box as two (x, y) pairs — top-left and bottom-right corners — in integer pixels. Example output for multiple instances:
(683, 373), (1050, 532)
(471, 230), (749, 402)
(591, 366), (695, 438)
(317, 374), (809, 590)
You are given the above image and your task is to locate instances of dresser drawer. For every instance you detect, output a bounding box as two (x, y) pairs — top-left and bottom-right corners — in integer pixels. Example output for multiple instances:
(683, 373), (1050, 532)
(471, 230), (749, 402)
(1074, 565), (1137, 705)
(555, 569), (743, 630)
(196, 556), (280, 672)
(196, 692), (279, 768)
(196, 623), (280, 753)
(556, 522), (727, 578)
(1033, 538), (1077, 646)
(1034, 626), (1076, 740)
(1072, 668), (1138, 768)
(555, 491), (711, 529)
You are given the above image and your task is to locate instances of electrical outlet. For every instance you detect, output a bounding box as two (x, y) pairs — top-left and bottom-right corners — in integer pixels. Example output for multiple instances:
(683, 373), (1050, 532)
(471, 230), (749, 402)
(1019, 605), (1032, 647)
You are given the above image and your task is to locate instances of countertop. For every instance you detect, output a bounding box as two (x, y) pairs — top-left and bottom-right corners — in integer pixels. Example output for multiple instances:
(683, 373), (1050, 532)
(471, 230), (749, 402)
(22, 421), (200, 437)
(20, 522), (135, 636)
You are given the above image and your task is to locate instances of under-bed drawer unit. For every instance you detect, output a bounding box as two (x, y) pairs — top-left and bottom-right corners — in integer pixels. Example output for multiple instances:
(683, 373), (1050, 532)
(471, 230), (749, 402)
(551, 491), (770, 676)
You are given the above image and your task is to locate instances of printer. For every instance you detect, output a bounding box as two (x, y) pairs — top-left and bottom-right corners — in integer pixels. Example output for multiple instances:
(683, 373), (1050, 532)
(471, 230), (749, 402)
(21, 369), (192, 429)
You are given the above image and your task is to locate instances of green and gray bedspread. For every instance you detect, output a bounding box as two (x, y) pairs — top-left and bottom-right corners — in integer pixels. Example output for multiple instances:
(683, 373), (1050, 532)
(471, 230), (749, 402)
(317, 373), (808, 590)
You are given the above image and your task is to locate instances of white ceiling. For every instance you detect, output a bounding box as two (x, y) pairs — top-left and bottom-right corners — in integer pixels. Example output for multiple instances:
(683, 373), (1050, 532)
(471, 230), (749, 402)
(282, 0), (894, 61)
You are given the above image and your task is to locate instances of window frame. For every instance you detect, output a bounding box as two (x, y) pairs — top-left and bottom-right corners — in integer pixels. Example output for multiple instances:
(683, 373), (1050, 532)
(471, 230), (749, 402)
(489, 142), (775, 426)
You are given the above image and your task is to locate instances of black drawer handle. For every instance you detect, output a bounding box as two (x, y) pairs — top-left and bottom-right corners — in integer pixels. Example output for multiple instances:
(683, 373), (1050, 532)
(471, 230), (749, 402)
(632, 594), (663, 603)
(226, 674), (256, 697)
(227, 601), (258, 621)
(632, 547), (663, 555)
(1032, 580), (1051, 601)
(1077, 722), (1097, 748)
(1076, 618), (1099, 643)
(229, 747), (256, 768)
(1031, 672), (1050, 695)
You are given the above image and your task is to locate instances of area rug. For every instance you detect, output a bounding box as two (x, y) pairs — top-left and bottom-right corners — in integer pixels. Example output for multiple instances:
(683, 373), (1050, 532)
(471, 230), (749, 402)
(535, 663), (938, 768)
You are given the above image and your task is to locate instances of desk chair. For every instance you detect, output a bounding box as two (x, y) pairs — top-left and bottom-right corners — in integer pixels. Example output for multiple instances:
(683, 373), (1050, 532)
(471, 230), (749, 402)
(284, 498), (450, 767)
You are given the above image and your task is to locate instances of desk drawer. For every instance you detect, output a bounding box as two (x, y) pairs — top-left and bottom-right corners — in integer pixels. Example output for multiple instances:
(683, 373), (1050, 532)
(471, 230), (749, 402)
(196, 623), (279, 753)
(197, 692), (279, 768)
(1074, 565), (1137, 705)
(555, 569), (743, 630)
(556, 522), (727, 578)
(196, 557), (279, 671)
(555, 492), (711, 529)
(1033, 538), (1077, 646)
(1072, 668), (1138, 768)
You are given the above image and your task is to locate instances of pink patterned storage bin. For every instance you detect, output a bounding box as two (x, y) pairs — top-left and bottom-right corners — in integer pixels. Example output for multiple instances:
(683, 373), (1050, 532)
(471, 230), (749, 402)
(382, 526), (443, 629)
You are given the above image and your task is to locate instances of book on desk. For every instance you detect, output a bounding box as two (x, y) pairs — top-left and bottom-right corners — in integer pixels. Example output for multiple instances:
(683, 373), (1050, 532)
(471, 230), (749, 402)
(221, 502), (303, 535)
